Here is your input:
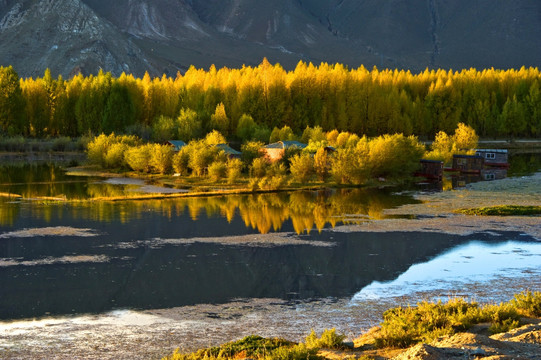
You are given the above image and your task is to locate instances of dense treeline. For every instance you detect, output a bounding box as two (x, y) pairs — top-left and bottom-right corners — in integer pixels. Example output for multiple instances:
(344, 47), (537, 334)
(1, 61), (540, 139)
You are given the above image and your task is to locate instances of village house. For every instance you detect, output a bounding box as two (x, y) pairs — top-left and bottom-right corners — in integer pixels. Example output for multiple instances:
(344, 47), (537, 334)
(475, 149), (509, 167)
(261, 141), (307, 162)
(167, 140), (186, 151)
(417, 159), (443, 180)
(215, 143), (242, 159)
(452, 154), (484, 173)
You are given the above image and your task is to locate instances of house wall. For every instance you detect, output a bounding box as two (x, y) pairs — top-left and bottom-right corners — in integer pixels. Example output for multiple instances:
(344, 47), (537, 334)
(263, 148), (285, 163)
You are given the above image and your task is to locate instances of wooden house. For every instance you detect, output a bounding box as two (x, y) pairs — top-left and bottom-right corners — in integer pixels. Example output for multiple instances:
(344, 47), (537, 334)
(215, 143), (242, 159)
(167, 140), (186, 152)
(417, 159), (443, 180)
(261, 141), (307, 162)
(452, 154), (484, 173)
(475, 149), (509, 167)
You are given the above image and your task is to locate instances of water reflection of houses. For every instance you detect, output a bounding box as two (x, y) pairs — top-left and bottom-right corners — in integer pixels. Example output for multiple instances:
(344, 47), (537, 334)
(452, 168), (508, 188)
(417, 159), (443, 180)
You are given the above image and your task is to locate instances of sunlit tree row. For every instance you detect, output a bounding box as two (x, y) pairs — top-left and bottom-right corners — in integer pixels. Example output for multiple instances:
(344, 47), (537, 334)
(1, 61), (540, 139)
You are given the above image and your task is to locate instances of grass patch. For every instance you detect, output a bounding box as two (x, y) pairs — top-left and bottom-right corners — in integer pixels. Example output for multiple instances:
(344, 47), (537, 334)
(456, 205), (541, 216)
(163, 329), (347, 360)
(373, 291), (541, 349)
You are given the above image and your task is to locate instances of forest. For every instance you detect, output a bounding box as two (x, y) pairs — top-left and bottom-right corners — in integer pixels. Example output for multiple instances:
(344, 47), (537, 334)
(0, 60), (540, 140)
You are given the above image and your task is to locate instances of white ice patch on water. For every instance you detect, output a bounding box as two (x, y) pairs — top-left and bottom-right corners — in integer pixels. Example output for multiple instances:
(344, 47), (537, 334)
(352, 240), (541, 302)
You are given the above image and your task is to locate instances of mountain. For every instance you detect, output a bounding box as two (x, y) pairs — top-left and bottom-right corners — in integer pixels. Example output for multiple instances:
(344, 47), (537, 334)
(0, 0), (540, 78)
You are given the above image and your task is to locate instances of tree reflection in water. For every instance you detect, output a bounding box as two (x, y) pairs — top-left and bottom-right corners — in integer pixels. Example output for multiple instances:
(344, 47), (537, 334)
(1, 186), (417, 233)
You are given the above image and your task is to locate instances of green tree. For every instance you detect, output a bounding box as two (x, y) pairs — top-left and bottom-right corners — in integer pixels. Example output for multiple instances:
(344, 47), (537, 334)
(210, 102), (230, 135)
(152, 115), (176, 142)
(0, 66), (25, 134)
(102, 82), (135, 134)
(176, 108), (202, 141)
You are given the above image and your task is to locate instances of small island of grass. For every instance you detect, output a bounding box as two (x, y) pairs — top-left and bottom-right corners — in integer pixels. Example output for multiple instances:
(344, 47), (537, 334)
(456, 205), (541, 216)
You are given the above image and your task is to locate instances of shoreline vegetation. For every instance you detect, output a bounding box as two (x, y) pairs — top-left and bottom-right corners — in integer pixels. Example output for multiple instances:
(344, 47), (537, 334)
(1, 122), (480, 202)
(161, 291), (541, 360)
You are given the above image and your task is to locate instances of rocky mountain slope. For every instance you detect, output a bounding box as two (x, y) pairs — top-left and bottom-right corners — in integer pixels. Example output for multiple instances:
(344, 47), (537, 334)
(0, 0), (540, 77)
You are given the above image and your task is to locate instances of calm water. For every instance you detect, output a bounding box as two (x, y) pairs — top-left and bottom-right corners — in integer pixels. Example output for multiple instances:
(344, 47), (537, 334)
(0, 155), (540, 322)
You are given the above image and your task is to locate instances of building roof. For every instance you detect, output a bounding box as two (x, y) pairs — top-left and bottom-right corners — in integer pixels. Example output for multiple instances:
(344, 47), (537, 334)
(263, 141), (307, 150)
(215, 143), (241, 156)
(453, 154), (483, 159)
(167, 140), (186, 151)
(475, 149), (508, 154)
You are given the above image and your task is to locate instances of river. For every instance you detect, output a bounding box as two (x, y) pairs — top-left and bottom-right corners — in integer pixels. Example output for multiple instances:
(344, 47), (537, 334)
(0, 154), (540, 359)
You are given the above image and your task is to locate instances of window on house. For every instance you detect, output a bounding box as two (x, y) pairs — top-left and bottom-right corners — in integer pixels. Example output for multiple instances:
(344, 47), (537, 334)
(486, 153), (496, 159)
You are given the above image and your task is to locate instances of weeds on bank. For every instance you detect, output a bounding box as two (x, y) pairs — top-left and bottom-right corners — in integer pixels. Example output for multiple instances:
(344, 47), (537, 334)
(456, 205), (541, 216)
(162, 329), (346, 360)
(374, 290), (541, 348)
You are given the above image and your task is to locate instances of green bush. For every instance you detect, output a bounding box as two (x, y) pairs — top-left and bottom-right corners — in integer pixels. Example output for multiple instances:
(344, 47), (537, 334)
(305, 328), (346, 349)
(208, 161), (227, 181)
(150, 144), (173, 174)
(172, 148), (190, 176)
(51, 136), (72, 151)
(124, 144), (153, 173)
(457, 205), (541, 216)
(104, 143), (128, 168)
(162, 335), (320, 360)
(374, 295), (533, 349)
(250, 157), (269, 178)
(289, 152), (314, 183)
(226, 158), (243, 184)
(241, 141), (264, 166)
(511, 290), (541, 317)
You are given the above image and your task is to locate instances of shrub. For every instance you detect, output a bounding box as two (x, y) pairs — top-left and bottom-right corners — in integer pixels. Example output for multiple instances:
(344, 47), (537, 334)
(104, 142), (128, 168)
(258, 175), (287, 190)
(241, 141), (264, 167)
(172, 148), (190, 176)
(305, 328), (346, 349)
(162, 335), (319, 360)
(149, 144), (173, 174)
(87, 133), (111, 166)
(208, 161), (227, 181)
(188, 141), (218, 177)
(289, 152), (314, 183)
(250, 157), (269, 178)
(367, 134), (425, 179)
(226, 158), (243, 184)
(51, 136), (72, 151)
(313, 147), (329, 181)
(511, 290), (541, 317)
(124, 144), (153, 172)
(374, 295), (531, 349)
